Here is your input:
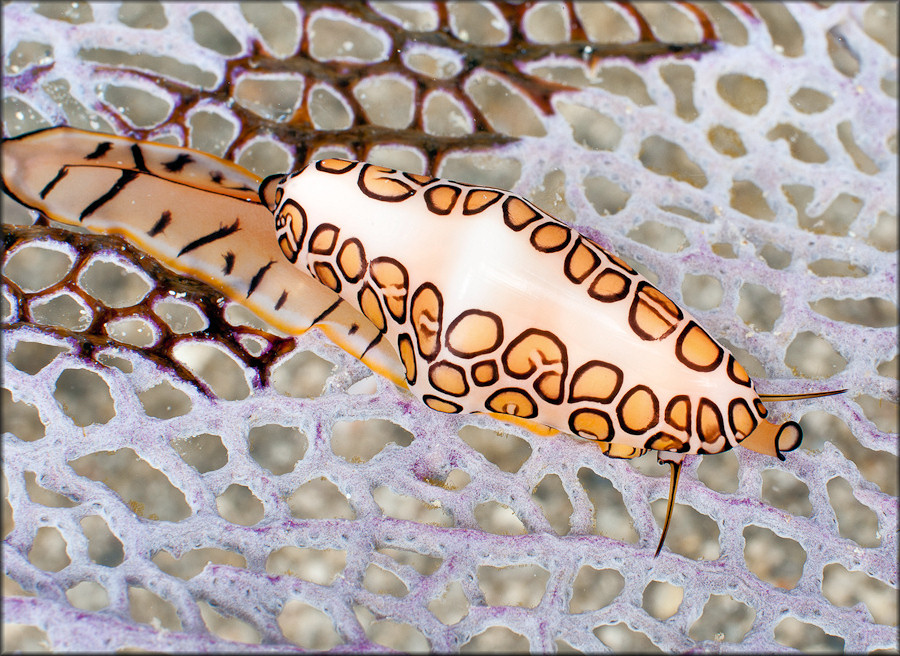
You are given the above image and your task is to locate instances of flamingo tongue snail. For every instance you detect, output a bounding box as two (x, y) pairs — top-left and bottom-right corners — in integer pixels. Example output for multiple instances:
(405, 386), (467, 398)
(1, 127), (843, 556)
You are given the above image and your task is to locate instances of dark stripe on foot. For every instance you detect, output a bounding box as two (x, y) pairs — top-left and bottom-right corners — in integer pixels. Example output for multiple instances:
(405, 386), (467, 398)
(79, 170), (139, 221)
(148, 210), (172, 237)
(177, 219), (241, 256)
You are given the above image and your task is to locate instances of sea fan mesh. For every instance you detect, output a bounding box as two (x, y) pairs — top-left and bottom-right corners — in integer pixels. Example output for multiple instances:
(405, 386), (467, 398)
(2, 2), (897, 652)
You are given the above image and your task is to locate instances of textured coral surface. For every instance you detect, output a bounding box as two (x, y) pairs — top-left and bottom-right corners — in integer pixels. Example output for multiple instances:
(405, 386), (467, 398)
(2, 2), (897, 652)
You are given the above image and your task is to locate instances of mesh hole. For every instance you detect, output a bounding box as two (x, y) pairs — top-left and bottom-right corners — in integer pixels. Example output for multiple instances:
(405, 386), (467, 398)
(569, 567), (624, 613)
(660, 63), (698, 121)
(105, 316), (159, 348)
(837, 121), (880, 174)
(438, 152), (521, 188)
(363, 563), (408, 597)
(461, 626), (529, 652)
(809, 297), (897, 328)
(465, 72), (547, 137)
(651, 502), (720, 560)
(189, 11), (241, 56)
(24, 471), (77, 508)
(458, 426), (531, 474)
(270, 349), (333, 398)
(822, 563), (897, 626)
(367, 144), (427, 173)
(428, 581), (469, 625)
(628, 220), (687, 253)
(758, 243), (792, 270)
(574, 4), (636, 43)
(28, 526), (70, 572)
(186, 107), (238, 156)
(717, 73), (767, 115)
(2, 244), (74, 293)
(128, 586), (182, 631)
(594, 623), (660, 652)
(307, 12), (389, 63)
(3, 389), (46, 442)
(826, 477), (880, 548)
(478, 564), (549, 608)
(730, 179), (775, 221)
(248, 424), (306, 475)
(80, 515), (124, 567)
(474, 500), (526, 535)
(153, 547), (246, 580)
(642, 580), (683, 620)
(117, 2), (167, 30)
(33, 1), (93, 23)
(767, 123), (829, 164)
(70, 448), (191, 521)
(54, 368), (115, 426)
(783, 185), (862, 236)
(233, 74), (304, 122)
(29, 292), (93, 332)
(754, 3), (804, 56)
(4, 40), (54, 74)
(371, 2), (438, 32)
(172, 433), (228, 473)
(857, 394), (898, 434)
(577, 467), (638, 543)
(737, 283), (781, 332)
(287, 478), (355, 520)
(239, 2), (299, 57)
(774, 617), (844, 652)
(65, 580), (109, 611)
(266, 546), (346, 585)
(236, 137), (292, 178)
(583, 176), (630, 216)
(522, 2), (569, 44)
(2, 625), (50, 651)
(197, 600), (261, 645)
(100, 84), (171, 128)
(681, 274), (723, 311)
(309, 83), (353, 130)
(807, 258), (867, 278)
(742, 525), (805, 589)
(636, 2), (702, 43)
(761, 469), (812, 517)
(332, 419), (413, 462)
(707, 124), (747, 157)
(689, 594), (756, 642)
(353, 75), (415, 130)
(826, 28), (860, 78)
(278, 600), (343, 650)
(639, 136), (708, 188)
(216, 484), (264, 526)
(378, 547), (442, 576)
(374, 486), (452, 526)
(171, 341), (250, 401)
(138, 381), (192, 419)
(153, 298), (209, 334)
(448, 2), (509, 46)
(77, 257), (152, 308)
(359, 613), (430, 652)
(423, 90), (474, 137)
(784, 332), (847, 378)
(557, 102), (623, 151)
(697, 450), (739, 493)
(531, 170), (575, 223)
(594, 67), (654, 105)
(533, 473), (573, 535)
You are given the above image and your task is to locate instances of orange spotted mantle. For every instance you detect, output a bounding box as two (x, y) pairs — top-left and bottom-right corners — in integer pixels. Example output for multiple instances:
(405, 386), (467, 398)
(261, 158), (801, 461)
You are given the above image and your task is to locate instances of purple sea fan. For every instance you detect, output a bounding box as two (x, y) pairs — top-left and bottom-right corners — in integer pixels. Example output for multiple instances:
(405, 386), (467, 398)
(1, 2), (896, 652)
